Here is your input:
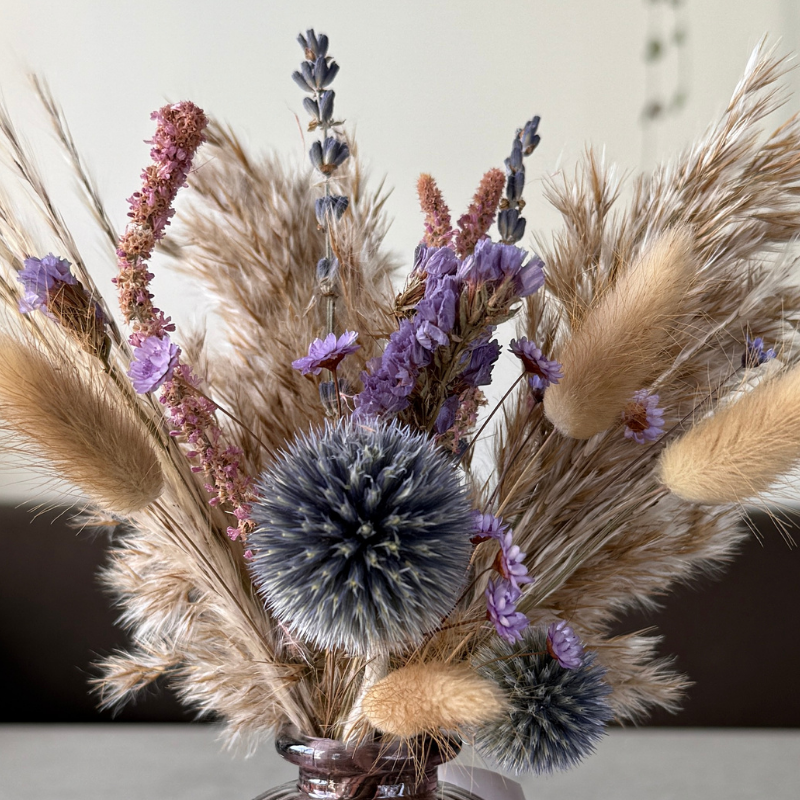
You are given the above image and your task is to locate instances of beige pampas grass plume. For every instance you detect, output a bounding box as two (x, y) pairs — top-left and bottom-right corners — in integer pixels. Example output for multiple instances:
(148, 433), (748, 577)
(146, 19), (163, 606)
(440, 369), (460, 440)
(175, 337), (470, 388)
(659, 364), (800, 504)
(544, 227), (695, 439)
(362, 662), (508, 737)
(0, 336), (163, 512)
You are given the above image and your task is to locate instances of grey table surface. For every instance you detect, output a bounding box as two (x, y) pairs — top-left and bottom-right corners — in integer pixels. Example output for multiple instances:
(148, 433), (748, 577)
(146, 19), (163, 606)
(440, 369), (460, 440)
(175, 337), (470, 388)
(0, 725), (798, 800)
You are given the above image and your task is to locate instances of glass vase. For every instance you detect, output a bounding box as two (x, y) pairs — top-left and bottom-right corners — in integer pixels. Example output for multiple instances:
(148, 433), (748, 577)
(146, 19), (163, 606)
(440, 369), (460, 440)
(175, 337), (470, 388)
(252, 725), (483, 800)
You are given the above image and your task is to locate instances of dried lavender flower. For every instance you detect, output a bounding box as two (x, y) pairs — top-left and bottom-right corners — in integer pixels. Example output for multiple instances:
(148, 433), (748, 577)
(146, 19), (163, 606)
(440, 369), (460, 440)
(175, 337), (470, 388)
(249, 419), (473, 654)
(128, 335), (180, 394)
(547, 621), (585, 670)
(310, 137), (350, 175)
(291, 330), (360, 376)
(622, 389), (665, 444)
(315, 195), (349, 225)
(485, 578), (529, 644)
(473, 627), (613, 774)
(298, 29), (329, 60)
(499, 115), (541, 244)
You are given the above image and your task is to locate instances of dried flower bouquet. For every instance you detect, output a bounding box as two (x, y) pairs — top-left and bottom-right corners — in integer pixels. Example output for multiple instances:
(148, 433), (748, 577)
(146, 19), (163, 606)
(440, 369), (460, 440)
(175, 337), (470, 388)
(0, 33), (799, 776)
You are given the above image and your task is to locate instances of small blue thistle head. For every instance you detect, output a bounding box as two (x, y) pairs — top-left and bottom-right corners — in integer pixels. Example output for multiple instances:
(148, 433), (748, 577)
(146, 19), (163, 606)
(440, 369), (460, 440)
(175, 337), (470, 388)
(249, 419), (473, 655)
(472, 626), (614, 774)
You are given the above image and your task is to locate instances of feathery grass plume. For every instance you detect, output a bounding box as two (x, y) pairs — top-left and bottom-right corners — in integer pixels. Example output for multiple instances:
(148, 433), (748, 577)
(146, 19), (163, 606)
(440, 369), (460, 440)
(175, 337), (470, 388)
(361, 662), (508, 737)
(544, 226), (695, 439)
(659, 364), (800, 504)
(249, 418), (473, 655)
(417, 174), (454, 247)
(0, 335), (163, 513)
(454, 168), (505, 257)
(473, 626), (613, 774)
(164, 124), (397, 475)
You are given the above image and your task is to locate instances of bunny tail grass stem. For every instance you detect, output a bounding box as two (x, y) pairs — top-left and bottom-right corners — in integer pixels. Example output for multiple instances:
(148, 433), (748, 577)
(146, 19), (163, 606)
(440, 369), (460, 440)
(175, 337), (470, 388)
(659, 362), (800, 503)
(544, 227), (695, 438)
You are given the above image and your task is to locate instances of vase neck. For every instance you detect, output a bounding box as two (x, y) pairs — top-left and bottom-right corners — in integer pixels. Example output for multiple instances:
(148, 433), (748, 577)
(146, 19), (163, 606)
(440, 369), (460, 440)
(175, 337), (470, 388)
(296, 762), (438, 800)
(276, 725), (459, 800)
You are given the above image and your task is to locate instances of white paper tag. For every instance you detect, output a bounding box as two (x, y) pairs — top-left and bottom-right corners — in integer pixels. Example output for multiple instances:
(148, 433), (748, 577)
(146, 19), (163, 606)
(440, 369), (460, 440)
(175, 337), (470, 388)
(439, 763), (526, 800)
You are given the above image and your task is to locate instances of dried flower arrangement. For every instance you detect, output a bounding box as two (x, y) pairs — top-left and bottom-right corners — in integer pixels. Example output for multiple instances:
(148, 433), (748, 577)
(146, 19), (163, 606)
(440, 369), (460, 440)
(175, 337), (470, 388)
(0, 31), (799, 780)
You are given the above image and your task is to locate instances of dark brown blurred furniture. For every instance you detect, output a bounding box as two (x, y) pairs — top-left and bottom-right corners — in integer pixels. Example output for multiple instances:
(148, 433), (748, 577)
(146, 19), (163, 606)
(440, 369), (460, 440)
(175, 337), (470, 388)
(0, 505), (798, 724)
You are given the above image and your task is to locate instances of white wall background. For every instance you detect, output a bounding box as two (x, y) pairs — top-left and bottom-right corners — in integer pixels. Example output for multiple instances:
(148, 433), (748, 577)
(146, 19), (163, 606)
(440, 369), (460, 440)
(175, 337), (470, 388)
(0, 0), (798, 504)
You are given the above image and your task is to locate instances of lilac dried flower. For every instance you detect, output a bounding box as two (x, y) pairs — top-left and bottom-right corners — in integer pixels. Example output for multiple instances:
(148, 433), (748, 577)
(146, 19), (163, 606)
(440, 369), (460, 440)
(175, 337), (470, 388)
(622, 389), (665, 444)
(471, 510), (509, 544)
(310, 137), (350, 175)
(509, 337), (563, 394)
(485, 578), (529, 644)
(742, 336), (777, 369)
(493, 528), (535, 590)
(17, 253), (76, 313)
(547, 621), (585, 670)
(292, 331), (360, 376)
(128, 335), (180, 394)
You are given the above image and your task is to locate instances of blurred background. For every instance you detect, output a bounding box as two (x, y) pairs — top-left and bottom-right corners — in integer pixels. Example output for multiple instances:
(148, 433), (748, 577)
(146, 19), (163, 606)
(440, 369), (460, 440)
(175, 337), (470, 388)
(0, 0), (798, 725)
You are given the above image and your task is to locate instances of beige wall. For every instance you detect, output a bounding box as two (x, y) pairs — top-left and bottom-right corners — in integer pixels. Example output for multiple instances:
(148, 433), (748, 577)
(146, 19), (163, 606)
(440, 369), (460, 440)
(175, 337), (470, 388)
(0, 0), (796, 502)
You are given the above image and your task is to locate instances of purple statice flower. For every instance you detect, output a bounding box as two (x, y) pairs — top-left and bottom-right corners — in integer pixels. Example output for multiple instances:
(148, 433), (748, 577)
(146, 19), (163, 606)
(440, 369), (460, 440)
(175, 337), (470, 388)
(434, 395), (460, 435)
(416, 276), (459, 350)
(128, 335), (180, 394)
(458, 239), (544, 298)
(292, 331), (360, 376)
(622, 389), (665, 444)
(17, 254), (77, 314)
(462, 336), (502, 387)
(471, 510), (510, 544)
(547, 621), (585, 670)
(414, 245), (460, 279)
(742, 336), (777, 369)
(509, 337), (563, 395)
(355, 319), (433, 418)
(486, 578), (529, 644)
(493, 528), (535, 590)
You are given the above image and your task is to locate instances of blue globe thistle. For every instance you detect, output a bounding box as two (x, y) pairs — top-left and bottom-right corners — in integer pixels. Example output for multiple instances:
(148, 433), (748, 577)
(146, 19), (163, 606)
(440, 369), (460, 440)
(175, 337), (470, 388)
(249, 419), (473, 655)
(472, 626), (613, 774)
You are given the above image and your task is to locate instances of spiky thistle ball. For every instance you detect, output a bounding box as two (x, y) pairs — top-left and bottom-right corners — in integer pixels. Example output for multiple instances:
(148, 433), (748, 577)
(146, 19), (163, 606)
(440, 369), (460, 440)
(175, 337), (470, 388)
(472, 626), (613, 774)
(249, 418), (473, 655)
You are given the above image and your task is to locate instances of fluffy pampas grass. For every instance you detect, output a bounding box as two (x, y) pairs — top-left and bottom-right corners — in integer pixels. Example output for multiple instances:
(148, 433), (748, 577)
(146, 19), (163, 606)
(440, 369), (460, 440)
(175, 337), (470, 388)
(544, 227), (695, 438)
(659, 364), (800, 503)
(0, 335), (163, 512)
(362, 662), (508, 737)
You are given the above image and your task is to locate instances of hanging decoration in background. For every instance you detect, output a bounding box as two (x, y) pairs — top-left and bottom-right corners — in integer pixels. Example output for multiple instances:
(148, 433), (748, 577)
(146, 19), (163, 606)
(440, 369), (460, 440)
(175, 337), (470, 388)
(641, 0), (691, 163)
